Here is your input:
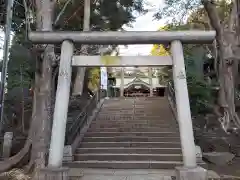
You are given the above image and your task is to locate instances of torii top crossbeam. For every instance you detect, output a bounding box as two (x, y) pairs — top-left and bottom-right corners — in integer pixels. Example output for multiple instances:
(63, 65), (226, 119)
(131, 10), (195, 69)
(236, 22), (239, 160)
(28, 31), (216, 44)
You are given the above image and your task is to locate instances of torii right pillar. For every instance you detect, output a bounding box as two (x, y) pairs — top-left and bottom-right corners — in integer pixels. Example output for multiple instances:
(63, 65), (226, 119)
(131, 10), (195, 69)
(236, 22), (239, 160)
(171, 40), (207, 180)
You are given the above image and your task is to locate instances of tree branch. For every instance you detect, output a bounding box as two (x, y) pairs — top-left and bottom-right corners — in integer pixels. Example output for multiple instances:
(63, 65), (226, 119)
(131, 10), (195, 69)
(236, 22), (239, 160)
(54, 0), (72, 26)
(228, 0), (237, 32)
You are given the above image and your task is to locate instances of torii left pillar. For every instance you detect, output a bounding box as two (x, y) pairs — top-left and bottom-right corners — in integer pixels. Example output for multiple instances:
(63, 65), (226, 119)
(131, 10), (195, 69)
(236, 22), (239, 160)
(49, 40), (73, 167)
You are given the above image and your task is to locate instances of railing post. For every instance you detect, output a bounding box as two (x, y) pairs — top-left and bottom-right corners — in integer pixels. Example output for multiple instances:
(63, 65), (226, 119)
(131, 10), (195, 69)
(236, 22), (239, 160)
(48, 40), (74, 167)
(171, 40), (196, 168)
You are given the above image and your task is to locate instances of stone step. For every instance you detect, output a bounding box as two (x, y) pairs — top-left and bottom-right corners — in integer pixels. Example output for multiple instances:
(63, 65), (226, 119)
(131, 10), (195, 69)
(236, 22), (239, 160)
(84, 132), (179, 137)
(74, 153), (183, 162)
(64, 160), (183, 169)
(99, 109), (168, 111)
(80, 142), (181, 148)
(89, 126), (177, 131)
(95, 120), (174, 123)
(98, 115), (171, 117)
(83, 136), (180, 142)
(92, 122), (176, 126)
(68, 169), (176, 180)
(76, 147), (182, 154)
(87, 128), (179, 132)
(90, 123), (177, 128)
(98, 111), (168, 113)
(95, 116), (173, 120)
(98, 111), (160, 112)
(97, 116), (170, 119)
(98, 113), (170, 116)
(68, 97), (187, 170)
(93, 119), (176, 123)
(91, 120), (175, 123)
(98, 115), (167, 117)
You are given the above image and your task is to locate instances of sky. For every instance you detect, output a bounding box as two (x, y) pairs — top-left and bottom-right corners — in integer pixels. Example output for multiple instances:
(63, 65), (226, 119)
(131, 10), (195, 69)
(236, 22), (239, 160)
(0, 0), (165, 59)
(119, 0), (166, 56)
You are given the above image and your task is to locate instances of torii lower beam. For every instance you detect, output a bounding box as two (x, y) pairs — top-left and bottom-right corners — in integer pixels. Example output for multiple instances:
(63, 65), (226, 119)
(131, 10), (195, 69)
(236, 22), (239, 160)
(71, 56), (172, 67)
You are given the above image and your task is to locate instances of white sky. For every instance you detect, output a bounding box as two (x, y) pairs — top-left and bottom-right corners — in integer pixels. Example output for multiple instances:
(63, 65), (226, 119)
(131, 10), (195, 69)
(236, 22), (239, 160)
(119, 0), (166, 56)
(0, 0), (165, 59)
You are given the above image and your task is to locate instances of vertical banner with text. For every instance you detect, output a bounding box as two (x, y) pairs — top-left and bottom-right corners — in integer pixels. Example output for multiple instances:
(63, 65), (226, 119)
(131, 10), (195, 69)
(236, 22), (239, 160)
(100, 67), (108, 90)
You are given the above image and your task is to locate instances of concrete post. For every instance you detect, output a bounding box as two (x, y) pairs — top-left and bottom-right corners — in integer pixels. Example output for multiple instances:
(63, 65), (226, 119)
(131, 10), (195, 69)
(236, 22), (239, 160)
(39, 167), (69, 180)
(48, 40), (74, 167)
(120, 67), (124, 97)
(148, 67), (153, 97)
(171, 40), (197, 168)
(2, 132), (13, 159)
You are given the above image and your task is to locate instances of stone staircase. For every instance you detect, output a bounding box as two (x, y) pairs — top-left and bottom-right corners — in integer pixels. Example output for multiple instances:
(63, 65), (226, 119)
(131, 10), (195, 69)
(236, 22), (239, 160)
(66, 97), (205, 169)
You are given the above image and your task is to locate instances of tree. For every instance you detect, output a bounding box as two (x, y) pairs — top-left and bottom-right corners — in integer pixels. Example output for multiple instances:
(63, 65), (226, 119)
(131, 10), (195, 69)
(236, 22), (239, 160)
(155, 0), (240, 132)
(0, 0), (147, 174)
(88, 68), (100, 91)
(150, 27), (172, 85)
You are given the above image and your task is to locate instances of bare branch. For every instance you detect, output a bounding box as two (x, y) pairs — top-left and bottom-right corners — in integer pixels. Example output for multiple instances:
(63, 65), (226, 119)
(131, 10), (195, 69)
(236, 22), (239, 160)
(54, 0), (72, 26)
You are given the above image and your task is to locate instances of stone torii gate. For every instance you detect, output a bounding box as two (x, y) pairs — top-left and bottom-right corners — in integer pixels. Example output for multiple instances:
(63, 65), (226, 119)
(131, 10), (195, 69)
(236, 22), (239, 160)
(28, 30), (215, 180)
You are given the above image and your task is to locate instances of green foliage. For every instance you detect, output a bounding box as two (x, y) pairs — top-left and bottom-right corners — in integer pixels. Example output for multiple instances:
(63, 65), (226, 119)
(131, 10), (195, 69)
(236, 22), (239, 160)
(55, 0), (146, 30)
(184, 44), (214, 115)
(156, 67), (172, 85)
(158, 22), (215, 115)
(169, 51), (213, 115)
(154, 0), (232, 26)
(7, 44), (35, 90)
(1, 0), (146, 33)
(154, 0), (201, 22)
(186, 57), (213, 115)
(88, 68), (100, 91)
(2, 0), (147, 92)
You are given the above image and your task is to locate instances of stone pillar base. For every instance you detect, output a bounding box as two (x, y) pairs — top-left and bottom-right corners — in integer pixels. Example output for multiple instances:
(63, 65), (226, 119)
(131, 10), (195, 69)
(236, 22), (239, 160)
(175, 166), (207, 180)
(38, 167), (69, 180)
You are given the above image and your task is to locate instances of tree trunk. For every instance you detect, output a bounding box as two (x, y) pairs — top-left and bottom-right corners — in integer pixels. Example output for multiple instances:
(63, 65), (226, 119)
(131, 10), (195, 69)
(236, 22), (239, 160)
(20, 65), (25, 133)
(202, 0), (240, 131)
(0, 0), (55, 173)
(72, 0), (90, 96)
(29, 0), (55, 172)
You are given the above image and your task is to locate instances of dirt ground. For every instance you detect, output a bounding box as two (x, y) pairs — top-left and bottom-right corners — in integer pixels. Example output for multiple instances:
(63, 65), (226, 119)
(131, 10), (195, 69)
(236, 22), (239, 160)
(207, 157), (240, 178)
(193, 116), (240, 178)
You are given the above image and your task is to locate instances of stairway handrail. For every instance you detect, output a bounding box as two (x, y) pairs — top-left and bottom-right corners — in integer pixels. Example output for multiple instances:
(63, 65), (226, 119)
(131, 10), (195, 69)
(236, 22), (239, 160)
(65, 89), (100, 145)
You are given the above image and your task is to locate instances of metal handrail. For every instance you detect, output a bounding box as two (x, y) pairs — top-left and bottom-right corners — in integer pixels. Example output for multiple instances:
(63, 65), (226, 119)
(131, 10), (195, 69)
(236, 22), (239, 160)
(65, 89), (100, 145)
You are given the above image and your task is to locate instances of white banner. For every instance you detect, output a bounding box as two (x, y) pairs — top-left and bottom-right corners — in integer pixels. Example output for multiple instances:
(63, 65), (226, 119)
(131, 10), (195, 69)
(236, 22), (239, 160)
(100, 67), (108, 90)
